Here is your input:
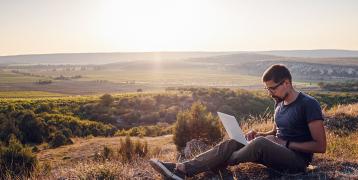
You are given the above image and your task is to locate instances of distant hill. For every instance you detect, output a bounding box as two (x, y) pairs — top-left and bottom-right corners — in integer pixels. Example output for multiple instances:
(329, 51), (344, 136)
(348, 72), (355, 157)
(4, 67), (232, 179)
(188, 53), (358, 81)
(0, 52), (233, 65)
(1, 49), (358, 65)
(256, 49), (358, 58)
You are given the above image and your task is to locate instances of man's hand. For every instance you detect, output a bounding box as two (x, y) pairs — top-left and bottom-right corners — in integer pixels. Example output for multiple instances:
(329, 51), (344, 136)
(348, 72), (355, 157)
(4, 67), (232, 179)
(245, 130), (257, 141)
(245, 130), (264, 141)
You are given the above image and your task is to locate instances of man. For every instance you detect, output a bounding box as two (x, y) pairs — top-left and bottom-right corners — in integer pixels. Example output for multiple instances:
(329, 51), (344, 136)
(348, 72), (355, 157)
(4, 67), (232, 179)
(149, 64), (326, 180)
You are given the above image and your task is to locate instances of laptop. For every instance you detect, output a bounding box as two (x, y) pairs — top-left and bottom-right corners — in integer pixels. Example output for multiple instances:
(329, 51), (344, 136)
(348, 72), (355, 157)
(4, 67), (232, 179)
(217, 112), (248, 145)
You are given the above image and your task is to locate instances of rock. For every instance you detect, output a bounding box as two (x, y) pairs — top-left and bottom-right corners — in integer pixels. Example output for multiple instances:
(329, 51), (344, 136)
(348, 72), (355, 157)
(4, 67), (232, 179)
(183, 139), (210, 159)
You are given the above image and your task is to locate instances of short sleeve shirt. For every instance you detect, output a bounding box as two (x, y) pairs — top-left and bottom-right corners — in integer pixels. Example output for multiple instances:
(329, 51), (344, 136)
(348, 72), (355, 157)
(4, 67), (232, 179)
(274, 92), (324, 162)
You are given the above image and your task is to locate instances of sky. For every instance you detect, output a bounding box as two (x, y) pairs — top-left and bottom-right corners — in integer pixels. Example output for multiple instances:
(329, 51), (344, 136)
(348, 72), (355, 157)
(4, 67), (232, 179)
(1, 0), (358, 56)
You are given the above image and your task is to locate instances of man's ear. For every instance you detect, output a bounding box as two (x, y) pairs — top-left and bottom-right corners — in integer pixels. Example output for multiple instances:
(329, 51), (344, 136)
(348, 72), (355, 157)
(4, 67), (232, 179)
(284, 79), (292, 88)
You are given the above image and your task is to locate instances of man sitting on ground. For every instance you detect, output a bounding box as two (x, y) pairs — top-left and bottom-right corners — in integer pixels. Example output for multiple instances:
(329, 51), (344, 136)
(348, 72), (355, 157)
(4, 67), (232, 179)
(149, 64), (326, 180)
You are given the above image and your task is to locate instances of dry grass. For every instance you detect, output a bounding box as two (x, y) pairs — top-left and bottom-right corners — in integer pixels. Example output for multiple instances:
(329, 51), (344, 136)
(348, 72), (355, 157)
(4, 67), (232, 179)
(34, 135), (177, 180)
(36, 135), (173, 168)
(325, 103), (358, 117)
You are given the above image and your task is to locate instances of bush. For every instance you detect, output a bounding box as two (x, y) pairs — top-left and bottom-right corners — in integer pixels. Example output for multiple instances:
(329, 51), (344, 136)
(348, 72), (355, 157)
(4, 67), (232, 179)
(100, 94), (114, 107)
(0, 135), (38, 178)
(173, 102), (222, 151)
(118, 136), (133, 162)
(49, 132), (73, 148)
(18, 111), (48, 144)
(0, 114), (21, 143)
(35, 103), (52, 114)
(44, 114), (116, 137)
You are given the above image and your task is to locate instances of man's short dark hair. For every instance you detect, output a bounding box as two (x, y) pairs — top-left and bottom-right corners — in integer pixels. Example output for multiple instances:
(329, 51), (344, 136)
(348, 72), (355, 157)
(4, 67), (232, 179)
(262, 64), (292, 83)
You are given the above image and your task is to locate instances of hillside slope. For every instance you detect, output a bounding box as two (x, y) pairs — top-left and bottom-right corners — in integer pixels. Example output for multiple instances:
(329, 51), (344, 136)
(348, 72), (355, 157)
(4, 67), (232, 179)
(35, 103), (358, 179)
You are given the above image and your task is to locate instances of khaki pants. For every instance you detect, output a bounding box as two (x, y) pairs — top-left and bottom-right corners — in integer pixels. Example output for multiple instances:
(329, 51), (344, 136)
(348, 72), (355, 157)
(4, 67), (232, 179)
(182, 137), (308, 177)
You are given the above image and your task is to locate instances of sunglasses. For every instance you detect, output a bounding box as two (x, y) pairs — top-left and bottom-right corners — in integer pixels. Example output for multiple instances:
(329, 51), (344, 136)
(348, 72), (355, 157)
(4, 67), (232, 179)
(264, 80), (285, 92)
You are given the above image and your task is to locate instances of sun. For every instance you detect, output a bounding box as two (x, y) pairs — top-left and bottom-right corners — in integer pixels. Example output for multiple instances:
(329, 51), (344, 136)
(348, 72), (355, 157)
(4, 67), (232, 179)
(95, 0), (215, 51)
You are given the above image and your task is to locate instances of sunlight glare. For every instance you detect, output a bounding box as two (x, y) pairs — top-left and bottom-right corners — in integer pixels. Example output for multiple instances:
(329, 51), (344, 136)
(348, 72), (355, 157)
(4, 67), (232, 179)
(97, 0), (215, 51)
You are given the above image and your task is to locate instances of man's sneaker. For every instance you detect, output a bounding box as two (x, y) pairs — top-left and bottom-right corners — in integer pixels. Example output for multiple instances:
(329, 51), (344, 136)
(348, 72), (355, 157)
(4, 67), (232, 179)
(149, 159), (186, 180)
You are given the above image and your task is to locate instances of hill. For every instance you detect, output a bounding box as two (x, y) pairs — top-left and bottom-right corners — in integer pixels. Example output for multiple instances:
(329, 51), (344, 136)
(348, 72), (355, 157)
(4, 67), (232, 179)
(0, 52), (233, 65)
(188, 53), (358, 82)
(1, 89), (358, 179)
(1, 50), (358, 65)
(33, 102), (358, 179)
(256, 49), (358, 58)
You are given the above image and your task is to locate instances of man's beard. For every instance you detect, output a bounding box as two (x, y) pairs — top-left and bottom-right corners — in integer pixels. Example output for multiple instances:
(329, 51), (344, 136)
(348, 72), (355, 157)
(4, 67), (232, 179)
(272, 92), (289, 104)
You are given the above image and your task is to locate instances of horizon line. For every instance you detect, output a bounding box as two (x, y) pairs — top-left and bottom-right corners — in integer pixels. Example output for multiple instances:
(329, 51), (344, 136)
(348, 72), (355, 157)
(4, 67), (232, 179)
(2, 48), (358, 57)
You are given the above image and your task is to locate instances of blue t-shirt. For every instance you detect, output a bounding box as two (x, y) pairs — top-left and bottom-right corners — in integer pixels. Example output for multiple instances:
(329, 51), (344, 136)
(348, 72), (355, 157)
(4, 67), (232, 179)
(274, 92), (324, 162)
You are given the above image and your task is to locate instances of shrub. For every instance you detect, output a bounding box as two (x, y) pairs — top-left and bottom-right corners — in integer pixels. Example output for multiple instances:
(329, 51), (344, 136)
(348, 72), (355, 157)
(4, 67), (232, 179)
(140, 97), (156, 111)
(44, 114), (116, 137)
(0, 114), (21, 143)
(0, 135), (38, 178)
(49, 132), (73, 148)
(100, 94), (114, 107)
(118, 136), (148, 162)
(35, 103), (52, 113)
(118, 136), (133, 162)
(18, 111), (48, 144)
(173, 102), (223, 151)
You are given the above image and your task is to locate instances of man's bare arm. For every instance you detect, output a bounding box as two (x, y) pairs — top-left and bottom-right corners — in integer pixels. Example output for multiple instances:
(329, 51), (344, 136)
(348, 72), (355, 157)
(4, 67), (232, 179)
(287, 120), (326, 153)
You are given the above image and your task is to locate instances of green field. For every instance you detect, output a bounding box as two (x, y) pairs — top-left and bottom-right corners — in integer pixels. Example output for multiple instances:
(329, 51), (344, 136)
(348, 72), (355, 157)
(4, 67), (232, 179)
(0, 91), (66, 98)
(0, 60), (346, 95)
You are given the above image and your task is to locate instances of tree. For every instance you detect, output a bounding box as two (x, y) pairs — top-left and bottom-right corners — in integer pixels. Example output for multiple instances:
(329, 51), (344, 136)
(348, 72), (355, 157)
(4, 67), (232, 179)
(173, 111), (190, 151)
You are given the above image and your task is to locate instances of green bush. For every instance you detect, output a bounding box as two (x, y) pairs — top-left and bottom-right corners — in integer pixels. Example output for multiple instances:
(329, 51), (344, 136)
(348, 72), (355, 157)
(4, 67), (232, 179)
(173, 102), (223, 151)
(17, 111), (48, 144)
(0, 114), (21, 143)
(100, 94), (114, 107)
(44, 114), (116, 137)
(49, 132), (73, 148)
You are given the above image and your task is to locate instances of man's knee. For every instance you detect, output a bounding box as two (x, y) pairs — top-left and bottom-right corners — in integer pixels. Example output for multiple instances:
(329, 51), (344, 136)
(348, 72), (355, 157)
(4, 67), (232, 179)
(227, 137), (270, 164)
(220, 139), (242, 150)
(248, 136), (271, 149)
